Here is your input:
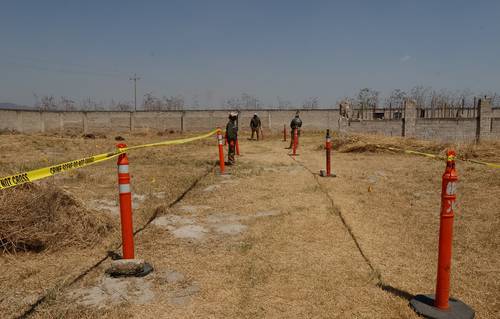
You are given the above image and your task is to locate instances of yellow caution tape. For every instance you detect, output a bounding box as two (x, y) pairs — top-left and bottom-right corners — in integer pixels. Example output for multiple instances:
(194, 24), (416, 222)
(0, 151), (122, 190)
(376, 145), (500, 168)
(122, 129), (217, 152)
(0, 130), (217, 191)
(465, 159), (500, 168)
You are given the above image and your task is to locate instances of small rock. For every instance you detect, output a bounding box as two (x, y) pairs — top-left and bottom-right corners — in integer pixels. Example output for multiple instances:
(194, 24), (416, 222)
(203, 185), (221, 192)
(83, 133), (96, 139)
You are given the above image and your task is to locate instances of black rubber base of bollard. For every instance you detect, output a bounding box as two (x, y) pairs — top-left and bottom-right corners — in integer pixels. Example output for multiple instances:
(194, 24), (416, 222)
(135, 262), (154, 277)
(410, 294), (475, 319)
(107, 262), (154, 278)
(319, 169), (336, 177)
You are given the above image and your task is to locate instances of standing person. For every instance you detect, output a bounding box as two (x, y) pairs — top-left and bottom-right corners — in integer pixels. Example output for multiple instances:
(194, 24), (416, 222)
(249, 113), (262, 140)
(226, 112), (238, 165)
(287, 111), (302, 149)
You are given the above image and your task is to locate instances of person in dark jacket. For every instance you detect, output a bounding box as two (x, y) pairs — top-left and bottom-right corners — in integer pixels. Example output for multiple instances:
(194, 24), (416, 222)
(287, 111), (302, 149)
(226, 112), (238, 164)
(250, 113), (262, 140)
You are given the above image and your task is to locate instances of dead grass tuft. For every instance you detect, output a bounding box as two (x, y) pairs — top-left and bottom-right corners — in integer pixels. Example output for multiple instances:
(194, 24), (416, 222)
(320, 133), (500, 162)
(0, 183), (114, 253)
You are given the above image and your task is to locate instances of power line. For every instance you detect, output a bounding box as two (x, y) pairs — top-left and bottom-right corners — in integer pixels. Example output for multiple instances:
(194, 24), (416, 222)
(129, 73), (141, 111)
(1, 54), (127, 78)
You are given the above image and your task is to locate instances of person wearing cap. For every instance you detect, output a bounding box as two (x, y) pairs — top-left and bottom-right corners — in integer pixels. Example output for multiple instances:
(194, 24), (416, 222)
(250, 113), (262, 140)
(287, 111), (302, 149)
(226, 112), (238, 165)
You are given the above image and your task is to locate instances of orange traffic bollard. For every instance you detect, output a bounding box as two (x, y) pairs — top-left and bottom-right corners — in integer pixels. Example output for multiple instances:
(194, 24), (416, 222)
(236, 137), (240, 156)
(292, 128), (298, 156)
(320, 129), (336, 177)
(116, 143), (134, 259)
(283, 124), (287, 141)
(107, 143), (153, 278)
(435, 150), (458, 309)
(410, 150), (474, 319)
(217, 128), (225, 174)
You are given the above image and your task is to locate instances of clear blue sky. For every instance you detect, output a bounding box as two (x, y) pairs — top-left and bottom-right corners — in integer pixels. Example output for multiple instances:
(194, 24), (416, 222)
(1, 0), (499, 107)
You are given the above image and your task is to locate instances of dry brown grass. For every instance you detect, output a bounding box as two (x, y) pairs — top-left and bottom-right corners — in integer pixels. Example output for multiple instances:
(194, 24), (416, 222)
(321, 132), (500, 163)
(26, 137), (417, 318)
(299, 133), (500, 318)
(1, 131), (498, 318)
(0, 131), (217, 318)
(0, 183), (114, 253)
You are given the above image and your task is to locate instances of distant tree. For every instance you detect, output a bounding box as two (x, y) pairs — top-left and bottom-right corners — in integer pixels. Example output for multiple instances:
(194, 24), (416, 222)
(277, 96), (292, 110)
(163, 95), (184, 110)
(60, 96), (76, 111)
(458, 88), (474, 107)
(143, 93), (162, 111)
(302, 97), (319, 109)
(224, 93), (262, 110)
(115, 101), (132, 111)
(357, 88), (379, 111)
(81, 97), (103, 111)
(410, 85), (431, 108)
(191, 94), (201, 108)
(225, 96), (240, 109)
(224, 93), (261, 110)
(241, 93), (260, 109)
(39, 95), (57, 111)
(387, 89), (407, 108)
(429, 88), (454, 109)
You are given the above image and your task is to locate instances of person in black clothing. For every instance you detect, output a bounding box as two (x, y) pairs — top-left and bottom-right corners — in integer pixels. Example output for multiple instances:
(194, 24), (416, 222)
(250, 113), (262, 140)
(226, 112), (238, 164)
(287, 111), (302, 149)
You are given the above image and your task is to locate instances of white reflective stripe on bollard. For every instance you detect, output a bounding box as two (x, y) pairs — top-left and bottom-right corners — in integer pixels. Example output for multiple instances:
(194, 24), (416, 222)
(119, 184), (131, 193)
(118, 165), (129, 174)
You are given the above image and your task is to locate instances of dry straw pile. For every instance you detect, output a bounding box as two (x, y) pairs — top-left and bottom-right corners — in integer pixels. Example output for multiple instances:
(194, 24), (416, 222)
(322, 132), (500, 162)
(0, 184), (114, 253)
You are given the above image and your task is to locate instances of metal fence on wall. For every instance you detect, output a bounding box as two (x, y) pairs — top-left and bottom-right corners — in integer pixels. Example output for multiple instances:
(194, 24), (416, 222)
(416, 98), (479, 119)
(349, 103), (405, 121)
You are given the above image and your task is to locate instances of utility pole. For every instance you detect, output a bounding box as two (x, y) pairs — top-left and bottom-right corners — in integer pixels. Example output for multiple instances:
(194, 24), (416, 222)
(129, 73), (141, 111)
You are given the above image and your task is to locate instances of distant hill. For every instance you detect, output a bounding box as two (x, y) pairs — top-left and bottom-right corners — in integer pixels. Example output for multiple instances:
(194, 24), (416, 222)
(0, 102), (34, 110)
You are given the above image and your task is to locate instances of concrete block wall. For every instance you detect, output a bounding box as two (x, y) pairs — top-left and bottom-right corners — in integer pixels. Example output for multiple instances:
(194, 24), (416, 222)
(61, 112), (83, 134)
(492, 108), (500, 118)
(0, 110), (20, 132)
(414, 118), (477, 142)
(0, 106), (498, 142)
(403, 99), (417, 137)
(491, 118), (500, 138)
(478, 98), (492, 141)
(19, 112), (43, 133)
(42, 112), (60, 132)
(345, 119), (403, 137)
(133, 111), (182, 132)
(267, 109), (341, 132)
